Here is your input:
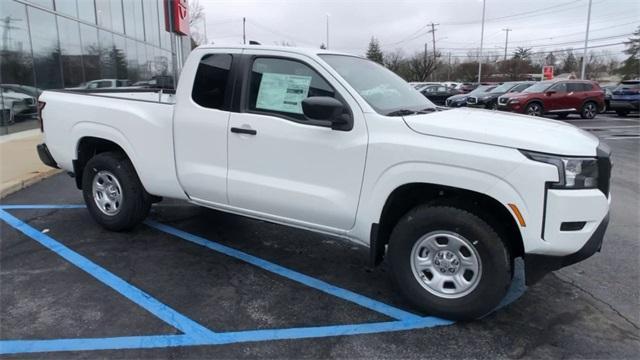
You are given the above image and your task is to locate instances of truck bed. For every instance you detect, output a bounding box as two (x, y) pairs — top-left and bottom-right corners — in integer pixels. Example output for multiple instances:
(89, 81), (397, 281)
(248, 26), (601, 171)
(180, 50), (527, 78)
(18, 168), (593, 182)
(39, 88), (186, 199)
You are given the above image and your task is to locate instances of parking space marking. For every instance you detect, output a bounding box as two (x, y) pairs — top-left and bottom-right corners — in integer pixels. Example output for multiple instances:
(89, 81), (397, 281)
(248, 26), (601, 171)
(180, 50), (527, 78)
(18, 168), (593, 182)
(0, 205), (454, 355)
(145, 220), (424, 322)
(0, 208), (217, 339)
(0, 317), (452, 354)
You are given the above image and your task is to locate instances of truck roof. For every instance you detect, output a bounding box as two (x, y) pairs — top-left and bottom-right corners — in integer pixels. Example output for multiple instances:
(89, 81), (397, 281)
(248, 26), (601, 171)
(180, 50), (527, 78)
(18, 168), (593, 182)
(195, 44), (359, 58)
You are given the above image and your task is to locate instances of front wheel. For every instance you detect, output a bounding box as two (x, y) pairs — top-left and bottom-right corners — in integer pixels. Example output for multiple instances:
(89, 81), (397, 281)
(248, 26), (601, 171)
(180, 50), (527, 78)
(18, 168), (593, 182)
(82, 152), (151, 231)
(580, 101), (597, 119)
(388, 205), (512, 320)
(525, 102), (543, 117)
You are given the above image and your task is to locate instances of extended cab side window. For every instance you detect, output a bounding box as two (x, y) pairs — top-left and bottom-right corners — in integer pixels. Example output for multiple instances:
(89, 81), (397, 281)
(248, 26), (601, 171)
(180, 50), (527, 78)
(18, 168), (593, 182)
(248, 57), (336, 121)
(192, 53), (232, 110)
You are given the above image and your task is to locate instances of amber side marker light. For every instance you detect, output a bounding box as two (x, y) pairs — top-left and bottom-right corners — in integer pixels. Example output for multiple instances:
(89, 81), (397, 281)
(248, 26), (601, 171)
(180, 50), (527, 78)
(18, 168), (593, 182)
(508, 203), (526, 227)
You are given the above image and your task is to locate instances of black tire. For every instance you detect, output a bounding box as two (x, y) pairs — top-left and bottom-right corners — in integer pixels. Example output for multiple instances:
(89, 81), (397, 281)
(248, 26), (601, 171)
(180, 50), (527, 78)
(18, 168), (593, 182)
(580, 101), (597, 119)
(82, 152), (151, 231)
(525, 102), (543, 117)
(616, 110), (629, 117)
(388, 205), (512, 320)
(556, 112), (569, 119)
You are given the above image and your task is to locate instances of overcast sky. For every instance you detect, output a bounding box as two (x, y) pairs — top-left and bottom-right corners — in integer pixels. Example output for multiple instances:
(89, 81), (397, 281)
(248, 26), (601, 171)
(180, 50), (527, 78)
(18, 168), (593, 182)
(194, 0), (639, 59)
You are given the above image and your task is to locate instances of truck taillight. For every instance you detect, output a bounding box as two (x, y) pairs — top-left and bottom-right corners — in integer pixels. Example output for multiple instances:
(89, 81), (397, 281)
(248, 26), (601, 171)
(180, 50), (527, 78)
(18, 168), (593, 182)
(37, 101), (46, 132)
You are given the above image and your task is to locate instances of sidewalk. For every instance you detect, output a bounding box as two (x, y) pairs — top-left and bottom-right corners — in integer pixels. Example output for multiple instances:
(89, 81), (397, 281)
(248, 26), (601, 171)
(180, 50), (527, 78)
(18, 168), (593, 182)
(0, 129), (61, 198)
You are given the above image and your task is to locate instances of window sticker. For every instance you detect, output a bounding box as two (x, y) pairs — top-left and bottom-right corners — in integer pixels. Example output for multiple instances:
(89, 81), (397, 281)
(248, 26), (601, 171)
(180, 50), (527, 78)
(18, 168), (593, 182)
(256, 73), (312, 114)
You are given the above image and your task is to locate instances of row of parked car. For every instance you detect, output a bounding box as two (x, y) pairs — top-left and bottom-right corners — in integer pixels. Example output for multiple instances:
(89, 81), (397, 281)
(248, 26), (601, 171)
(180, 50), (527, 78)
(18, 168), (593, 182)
(409, 79), (640, 119)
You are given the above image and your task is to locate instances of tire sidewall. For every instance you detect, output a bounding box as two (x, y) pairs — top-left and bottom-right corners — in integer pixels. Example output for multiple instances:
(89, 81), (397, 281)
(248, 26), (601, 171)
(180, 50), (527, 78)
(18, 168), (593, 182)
(388, 206), (511, 320)
(581, 101), (597, 119)
(525, 102), (542, 116)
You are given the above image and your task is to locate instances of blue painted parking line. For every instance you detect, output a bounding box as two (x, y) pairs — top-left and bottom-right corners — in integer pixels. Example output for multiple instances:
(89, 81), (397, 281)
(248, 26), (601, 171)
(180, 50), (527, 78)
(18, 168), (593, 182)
(0, 205), (454, 355)
(0, 317), (453, 354)
(0, 208), (216, 339)
(145, 220), (423, 321)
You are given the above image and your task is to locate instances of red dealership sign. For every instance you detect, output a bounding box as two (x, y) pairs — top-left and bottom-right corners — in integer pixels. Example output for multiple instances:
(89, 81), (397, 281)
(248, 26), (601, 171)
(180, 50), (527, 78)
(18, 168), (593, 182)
(543, 66), (554, 80)
(165, 0), (190, 35)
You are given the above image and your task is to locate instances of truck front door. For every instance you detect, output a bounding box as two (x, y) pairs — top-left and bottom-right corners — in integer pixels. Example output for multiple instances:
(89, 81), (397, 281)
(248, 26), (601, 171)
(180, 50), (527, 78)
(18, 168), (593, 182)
(226, 52), (368, 231)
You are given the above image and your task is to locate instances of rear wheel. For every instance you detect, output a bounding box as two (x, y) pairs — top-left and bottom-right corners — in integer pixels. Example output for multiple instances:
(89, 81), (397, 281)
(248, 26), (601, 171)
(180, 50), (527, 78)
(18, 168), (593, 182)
(388, 205), (512, 320)
(82, 152), (151, 231)
(616, 110), (629, 117)
(525, 102), (543, 117)
(580, 101), (597, 119)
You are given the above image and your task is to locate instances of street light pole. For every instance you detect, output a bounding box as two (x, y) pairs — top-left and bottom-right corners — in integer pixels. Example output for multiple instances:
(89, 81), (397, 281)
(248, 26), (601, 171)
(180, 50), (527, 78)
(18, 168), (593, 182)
(326, 14), (330, 49)
(580, 0), (593, 79)
(502, 28), (511, 61)
(477, 0), (486, 83)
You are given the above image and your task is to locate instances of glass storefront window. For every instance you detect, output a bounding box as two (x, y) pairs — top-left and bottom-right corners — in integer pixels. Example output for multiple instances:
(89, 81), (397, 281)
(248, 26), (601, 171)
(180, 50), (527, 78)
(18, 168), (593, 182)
(125, 38), (139, 83)
(27, 0), (53, 9)
(77, 0), (96, 23)
(80, 24), (100, 82)
(98, 29), (115, 78)
(28, 7), (63, 90)
(1, 1), (37, 134)
(143, 0), (160, 46)
(110, 0), (124, 34)
(113, 35), (128, 80)
(54, 0), (77, 17)
(95, 0), (112, 29)
(58, 16), (84, 88)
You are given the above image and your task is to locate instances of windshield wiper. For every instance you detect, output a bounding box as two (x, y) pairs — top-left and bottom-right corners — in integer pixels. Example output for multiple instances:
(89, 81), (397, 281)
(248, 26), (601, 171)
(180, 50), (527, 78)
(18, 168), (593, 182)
(386, 107), (439, 117)
(386, 109), (419, 117)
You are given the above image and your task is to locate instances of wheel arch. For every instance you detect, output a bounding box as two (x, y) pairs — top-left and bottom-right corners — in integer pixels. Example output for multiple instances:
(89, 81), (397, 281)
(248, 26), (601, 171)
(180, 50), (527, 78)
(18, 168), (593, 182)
(370, 182), (524, 267)
(74, 136), (133, 189)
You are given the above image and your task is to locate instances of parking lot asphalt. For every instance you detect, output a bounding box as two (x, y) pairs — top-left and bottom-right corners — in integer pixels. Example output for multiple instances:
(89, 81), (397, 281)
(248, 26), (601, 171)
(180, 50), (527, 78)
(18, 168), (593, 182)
(1, 112), (639, 358)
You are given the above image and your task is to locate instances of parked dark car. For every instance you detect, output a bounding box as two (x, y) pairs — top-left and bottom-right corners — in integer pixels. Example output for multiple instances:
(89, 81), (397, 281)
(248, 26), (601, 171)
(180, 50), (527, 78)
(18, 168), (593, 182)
(445, 85), (497, 107)
(497, 80), (605, 119)
(609, 80), (640, 117)
(419, 84), (461, 105)
(468, 81), (533, 109)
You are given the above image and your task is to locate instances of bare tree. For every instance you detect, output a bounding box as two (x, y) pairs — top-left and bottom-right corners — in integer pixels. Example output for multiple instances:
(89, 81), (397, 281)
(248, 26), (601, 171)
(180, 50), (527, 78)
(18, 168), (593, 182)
(189, 0), (205, 45)
(408, 51), (437, 81)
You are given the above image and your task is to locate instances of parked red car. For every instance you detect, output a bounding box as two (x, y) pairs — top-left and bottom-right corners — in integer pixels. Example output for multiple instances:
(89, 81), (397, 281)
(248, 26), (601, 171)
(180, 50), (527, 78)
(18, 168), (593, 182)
(497, 80), (605, 119)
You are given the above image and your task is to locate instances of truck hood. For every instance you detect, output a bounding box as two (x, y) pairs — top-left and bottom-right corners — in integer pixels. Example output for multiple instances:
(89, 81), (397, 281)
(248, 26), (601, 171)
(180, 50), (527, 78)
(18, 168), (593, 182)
(403, 108), (599, 156)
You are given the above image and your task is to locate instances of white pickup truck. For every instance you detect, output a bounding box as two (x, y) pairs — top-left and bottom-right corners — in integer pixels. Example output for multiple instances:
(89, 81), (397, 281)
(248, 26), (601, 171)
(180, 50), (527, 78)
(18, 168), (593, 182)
(37, 45), (611, 320)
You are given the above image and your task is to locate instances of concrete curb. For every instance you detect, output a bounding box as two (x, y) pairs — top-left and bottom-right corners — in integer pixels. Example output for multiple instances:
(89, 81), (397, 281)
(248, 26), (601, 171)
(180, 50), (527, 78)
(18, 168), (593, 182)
(0, 168), (62, 199)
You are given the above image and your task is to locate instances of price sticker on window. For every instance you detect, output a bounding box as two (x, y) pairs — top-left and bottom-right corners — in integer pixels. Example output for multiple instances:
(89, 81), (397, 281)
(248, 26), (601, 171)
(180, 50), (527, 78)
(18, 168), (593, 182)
(256, 73), (312, 114)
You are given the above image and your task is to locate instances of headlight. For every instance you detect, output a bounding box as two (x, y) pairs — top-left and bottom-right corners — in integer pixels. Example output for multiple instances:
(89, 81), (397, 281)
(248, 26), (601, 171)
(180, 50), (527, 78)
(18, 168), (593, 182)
(521, 150), (598, 189)
(508, 98), (520, 104)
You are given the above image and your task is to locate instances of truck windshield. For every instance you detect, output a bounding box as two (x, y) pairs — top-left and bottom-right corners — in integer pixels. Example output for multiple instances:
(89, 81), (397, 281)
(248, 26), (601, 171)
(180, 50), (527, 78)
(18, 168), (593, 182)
(319, 54), (436, 116)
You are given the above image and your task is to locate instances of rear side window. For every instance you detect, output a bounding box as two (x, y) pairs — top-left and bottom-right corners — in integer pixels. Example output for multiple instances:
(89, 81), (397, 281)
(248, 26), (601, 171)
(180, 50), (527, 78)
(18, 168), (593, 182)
(567, 83), (583, 92)
(192, 53), (232, 110)
(248, 57), (335, 120)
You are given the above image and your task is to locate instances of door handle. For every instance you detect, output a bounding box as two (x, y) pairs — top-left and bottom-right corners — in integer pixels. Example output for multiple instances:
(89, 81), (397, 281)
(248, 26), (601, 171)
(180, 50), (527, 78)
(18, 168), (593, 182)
(230, 127), (257, 135)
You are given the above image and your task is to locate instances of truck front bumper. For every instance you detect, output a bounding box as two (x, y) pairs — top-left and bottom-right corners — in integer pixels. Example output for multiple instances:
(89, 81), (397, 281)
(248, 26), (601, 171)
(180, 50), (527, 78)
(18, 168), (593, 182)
(524, 212), (608, 285)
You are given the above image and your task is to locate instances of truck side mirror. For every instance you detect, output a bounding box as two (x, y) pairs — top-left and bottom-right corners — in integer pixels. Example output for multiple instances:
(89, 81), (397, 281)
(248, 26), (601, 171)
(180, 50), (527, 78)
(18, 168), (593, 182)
(302, 96), (346, 123)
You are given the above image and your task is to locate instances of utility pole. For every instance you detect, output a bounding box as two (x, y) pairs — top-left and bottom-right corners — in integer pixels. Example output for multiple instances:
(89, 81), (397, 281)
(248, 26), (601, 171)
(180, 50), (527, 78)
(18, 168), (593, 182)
(477, 0), (486, 83)
(424, 43), (428, 81)
(448, 52), (452, 81)
(243, 17), (246, 45)
(580, 0), (592, 79)
(502, 28), (511, 61)
(326, 14), (330, 49)
(427, 22), (439, 61)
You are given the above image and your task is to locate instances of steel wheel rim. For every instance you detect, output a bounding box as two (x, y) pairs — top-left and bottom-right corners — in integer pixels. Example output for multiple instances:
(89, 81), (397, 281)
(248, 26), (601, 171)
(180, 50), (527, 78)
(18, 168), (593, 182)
(527, 104), (541, 116)
(584, 103), (596, 118)
(410, 231), (482, 299)
(92, 170), (123, 216)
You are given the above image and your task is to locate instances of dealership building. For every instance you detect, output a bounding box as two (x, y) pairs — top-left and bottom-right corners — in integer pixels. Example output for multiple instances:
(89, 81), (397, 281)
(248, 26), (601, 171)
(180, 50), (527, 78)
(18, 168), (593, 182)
(1, 0), (192, 135)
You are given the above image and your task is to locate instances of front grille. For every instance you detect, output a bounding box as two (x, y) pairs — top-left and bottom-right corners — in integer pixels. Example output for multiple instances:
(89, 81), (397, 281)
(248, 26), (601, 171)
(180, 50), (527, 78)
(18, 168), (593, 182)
(467, 97), (477, 104)
(498, 97), (508, 105)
